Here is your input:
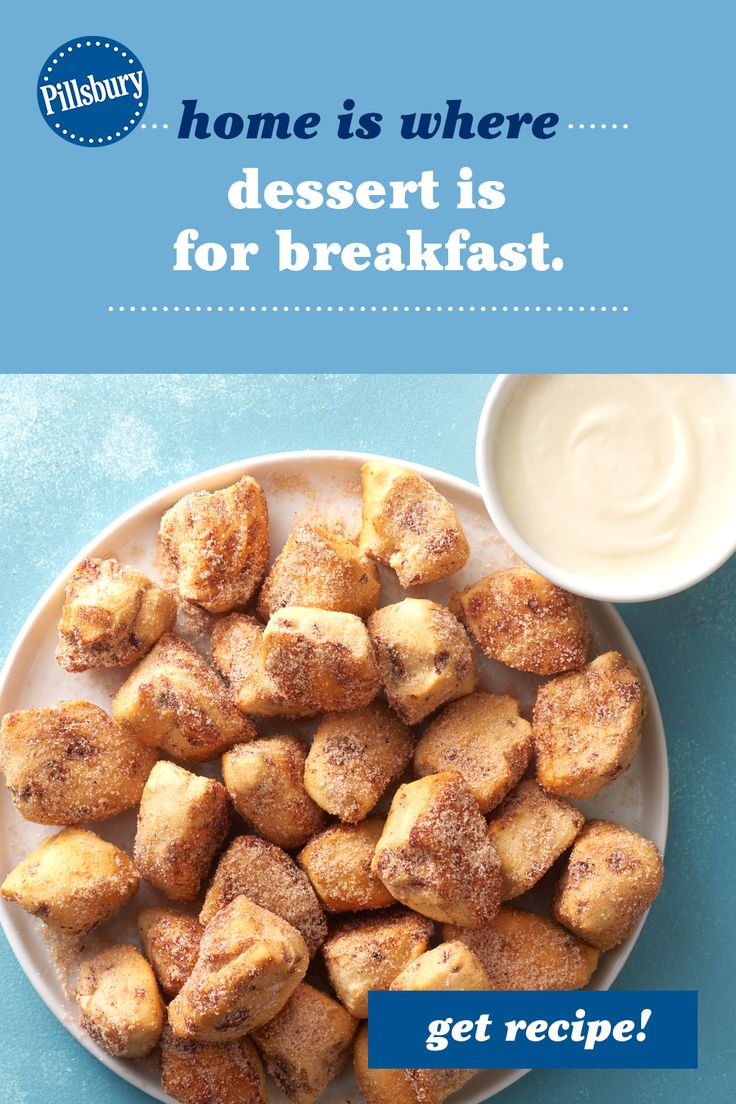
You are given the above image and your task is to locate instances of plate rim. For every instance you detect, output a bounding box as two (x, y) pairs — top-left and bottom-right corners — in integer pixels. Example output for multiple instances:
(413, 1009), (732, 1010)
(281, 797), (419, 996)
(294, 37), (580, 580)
(0, 449), (670, 1104)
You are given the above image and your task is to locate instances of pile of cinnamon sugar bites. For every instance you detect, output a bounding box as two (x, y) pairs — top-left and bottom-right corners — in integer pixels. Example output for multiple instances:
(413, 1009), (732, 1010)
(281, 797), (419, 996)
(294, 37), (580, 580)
(0, 461), (663, 1104)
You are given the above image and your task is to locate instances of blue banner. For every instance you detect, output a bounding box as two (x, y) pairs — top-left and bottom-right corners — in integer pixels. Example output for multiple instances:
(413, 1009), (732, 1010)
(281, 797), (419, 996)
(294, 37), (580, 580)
(367, 990), (697, 1069)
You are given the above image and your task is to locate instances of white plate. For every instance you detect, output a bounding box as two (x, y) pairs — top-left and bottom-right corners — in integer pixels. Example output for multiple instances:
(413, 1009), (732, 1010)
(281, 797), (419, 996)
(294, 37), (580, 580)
(0, 451), (669, 1104)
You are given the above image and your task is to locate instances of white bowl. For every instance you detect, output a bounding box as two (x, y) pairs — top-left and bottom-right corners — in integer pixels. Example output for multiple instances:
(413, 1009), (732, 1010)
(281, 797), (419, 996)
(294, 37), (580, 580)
(476, 374), (736, 602)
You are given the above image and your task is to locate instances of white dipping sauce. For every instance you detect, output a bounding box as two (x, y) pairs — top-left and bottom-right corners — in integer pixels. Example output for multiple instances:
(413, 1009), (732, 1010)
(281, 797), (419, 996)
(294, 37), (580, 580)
(493, 375), (736, 581)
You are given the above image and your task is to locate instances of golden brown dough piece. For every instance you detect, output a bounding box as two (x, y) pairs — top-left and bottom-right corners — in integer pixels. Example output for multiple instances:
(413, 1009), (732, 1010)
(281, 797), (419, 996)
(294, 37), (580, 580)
(323, 908), (434, 1017)
(257, 521), (380, 621)
(211, 614), (312, 718)
(76, 944), (164, 1058)
(450, 566), (591, 675)
(159, 475), (269, 613)
(222, 736), (326, 849)
(413, 692), (532, 814)
(299, 818), (395, 912)
(161, 1028), (266, 1104)
(553, 820), (663, 950)
(304, 702), (414, 823)
(0, 827), (138, 934)
(390, 939), (489, 992)
(112, 633), (255, 762)
(533, 651), (646, 798)
(251, 982), (358, 1104)
(261, 607), (381, 714)
(0, 700), (157, 825)
(372, 771), (502, 927)
(200, 836), (327, 956)
(137, 907), (203, 998)
(391, 942), (485, 1104)
(134, 761), (230, 901)
(368, 599), (475, 725)
(353, 1023), (419, 1104)
(56, 557), (176, 672)
(359, 461), (469, 587)
(488, 779), (584, 899)
(444, 906), (599, 990)
(211, 614), (311, 719)
(168, 896), (309, 1042)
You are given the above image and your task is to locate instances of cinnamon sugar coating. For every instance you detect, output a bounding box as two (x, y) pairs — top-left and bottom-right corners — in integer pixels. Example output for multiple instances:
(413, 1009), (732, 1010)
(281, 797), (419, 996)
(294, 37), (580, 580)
(390, 939), (489, 992)
(212, 614), (314, 718)
(134, 761), (230, 901)
(443, 906), (599, 989)
(56, 557), (177, 671)
(299, 818), (395, 913)
(372, 771), (502, 927)
(533, 650), (646, 798)
(76, 944), (164, 1058)
(160, 476), (269, 613)
(161, 1028), (266, 1104)
(413, 692), (532, 814)
(223, 736), (326, 849)
(323, 907), (434, 1017)
(257, 521), (380, 621)
(214, 607), (382, 717)
(137, 907), (203, 998)
(450, 565), (591, 675)
(0, 827), (139, 934)
(0, 700), (157, 825)
(169, 895), (309, 1042)
(359, 462), (469, 587)
(488, 779), (584, 899)
(305, 702), (414, 823)
(262, 607), (382, 714)
(553, 820), (663, 950)
(368, 599), (475, 725)
(251, 982), (358, 1104)
(200, 836), (327, 957)
(112, 634), (255, 762)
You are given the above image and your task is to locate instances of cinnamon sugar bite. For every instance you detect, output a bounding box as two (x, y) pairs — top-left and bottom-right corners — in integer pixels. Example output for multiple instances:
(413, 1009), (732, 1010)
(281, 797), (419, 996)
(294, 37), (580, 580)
(134, 761), (230, 901)
(222, 735), (327, 849)
(56, 557), (176, 671)
(212, 608), (381, 717)
(0, 700), (157, 825)
(160, 475), (269, 613)
(368, 598), (475, 725)
(450, 564), (591, 675)
(372, 771), (502, 927)
(112, 633), (255, 761)
(359, 461), (470, 586)
(137, 907), (203, 998)
(304, 701), (414, 823)
(257, 521), (380, 620)
(533, 650), (646, 798)
(201, 836), (327, 956)
(443, 906), (599, 990)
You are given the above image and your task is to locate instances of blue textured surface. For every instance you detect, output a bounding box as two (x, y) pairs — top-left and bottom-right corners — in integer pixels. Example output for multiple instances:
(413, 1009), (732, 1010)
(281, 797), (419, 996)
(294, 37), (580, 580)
(0, 374), (733, 1103)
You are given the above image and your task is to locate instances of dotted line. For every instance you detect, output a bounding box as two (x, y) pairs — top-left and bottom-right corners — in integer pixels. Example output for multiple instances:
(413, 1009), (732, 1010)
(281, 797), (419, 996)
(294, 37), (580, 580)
(43, 39), (143, 144)
(108, 305), (630, 314)
(140, 123), (169, 130)
(567, 122), (629, 130)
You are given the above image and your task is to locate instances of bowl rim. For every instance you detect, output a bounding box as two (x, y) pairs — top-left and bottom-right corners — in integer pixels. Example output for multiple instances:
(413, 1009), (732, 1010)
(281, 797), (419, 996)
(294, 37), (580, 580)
(0, 449), (669, 1104)
(475, 374), (736, 603)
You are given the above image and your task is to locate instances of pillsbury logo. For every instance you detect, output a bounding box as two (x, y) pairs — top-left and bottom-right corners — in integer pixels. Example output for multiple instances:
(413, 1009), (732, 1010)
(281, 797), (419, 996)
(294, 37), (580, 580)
(37, 36), (148, 147)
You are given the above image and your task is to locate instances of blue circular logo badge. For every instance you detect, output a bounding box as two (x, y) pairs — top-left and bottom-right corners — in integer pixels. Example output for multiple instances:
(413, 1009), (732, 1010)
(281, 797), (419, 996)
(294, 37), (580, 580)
(38, 36), (148, 147)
